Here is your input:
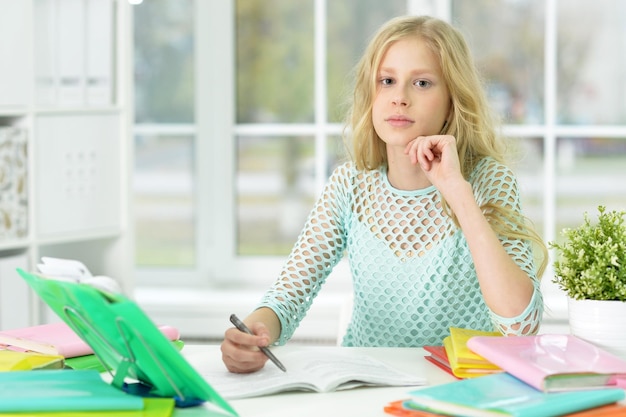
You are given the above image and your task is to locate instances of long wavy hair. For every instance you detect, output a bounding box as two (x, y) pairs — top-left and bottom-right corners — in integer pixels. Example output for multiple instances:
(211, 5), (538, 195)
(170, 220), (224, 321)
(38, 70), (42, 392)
(344, 15), (547, 278)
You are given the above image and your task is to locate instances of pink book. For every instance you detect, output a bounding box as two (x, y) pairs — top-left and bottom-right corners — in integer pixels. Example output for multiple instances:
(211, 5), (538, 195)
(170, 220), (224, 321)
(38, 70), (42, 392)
(0, 321), (180, 358)
(467, 334), (626, 392)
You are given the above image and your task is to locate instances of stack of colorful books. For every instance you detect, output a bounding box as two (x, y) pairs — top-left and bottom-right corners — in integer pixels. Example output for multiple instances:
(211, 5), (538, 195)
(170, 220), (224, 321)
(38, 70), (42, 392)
(386, 330), (626, 417)
(423, 327), (502, 379)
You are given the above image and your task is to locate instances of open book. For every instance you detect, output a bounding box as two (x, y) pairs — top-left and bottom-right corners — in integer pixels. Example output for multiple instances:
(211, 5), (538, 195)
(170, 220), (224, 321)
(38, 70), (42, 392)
(203, 347), (427, 399)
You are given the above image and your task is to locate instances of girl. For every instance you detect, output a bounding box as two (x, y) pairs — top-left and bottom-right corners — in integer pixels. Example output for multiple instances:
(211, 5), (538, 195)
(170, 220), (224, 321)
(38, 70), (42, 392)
(221, 15), (547, 373)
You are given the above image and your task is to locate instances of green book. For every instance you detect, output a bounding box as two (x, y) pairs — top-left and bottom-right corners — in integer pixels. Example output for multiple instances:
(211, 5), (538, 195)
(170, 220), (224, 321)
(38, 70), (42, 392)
(0, 369), (144, 412)
(407, 372), (625, 417)
(0, 398), (175, 417)
(65, 340), (185, 372)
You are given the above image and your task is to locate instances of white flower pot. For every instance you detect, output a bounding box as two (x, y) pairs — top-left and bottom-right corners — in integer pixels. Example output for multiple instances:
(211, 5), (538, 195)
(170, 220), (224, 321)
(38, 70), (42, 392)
(568, 298), (626, 359)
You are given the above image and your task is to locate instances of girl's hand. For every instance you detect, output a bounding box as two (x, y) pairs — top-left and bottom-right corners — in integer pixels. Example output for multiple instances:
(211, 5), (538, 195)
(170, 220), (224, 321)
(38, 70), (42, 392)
(405, 135), (463, 190)
(220, 321), (271, 373)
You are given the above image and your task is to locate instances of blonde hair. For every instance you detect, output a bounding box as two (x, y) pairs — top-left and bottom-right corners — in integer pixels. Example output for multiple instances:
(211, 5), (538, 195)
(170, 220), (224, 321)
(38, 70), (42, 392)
(344, 15), (547, 278)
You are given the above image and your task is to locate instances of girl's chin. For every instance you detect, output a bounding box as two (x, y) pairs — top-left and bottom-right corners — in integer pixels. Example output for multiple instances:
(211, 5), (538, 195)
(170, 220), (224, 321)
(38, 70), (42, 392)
(380, 134), (422, 146)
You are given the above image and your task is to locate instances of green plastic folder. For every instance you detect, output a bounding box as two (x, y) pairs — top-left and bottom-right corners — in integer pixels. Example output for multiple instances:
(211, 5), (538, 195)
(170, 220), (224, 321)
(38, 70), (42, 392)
(17, 269), (237, 416)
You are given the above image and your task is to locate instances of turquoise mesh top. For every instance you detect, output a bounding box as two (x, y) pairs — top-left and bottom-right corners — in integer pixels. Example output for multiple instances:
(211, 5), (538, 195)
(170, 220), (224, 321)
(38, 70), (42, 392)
(258, 157), (543, 347)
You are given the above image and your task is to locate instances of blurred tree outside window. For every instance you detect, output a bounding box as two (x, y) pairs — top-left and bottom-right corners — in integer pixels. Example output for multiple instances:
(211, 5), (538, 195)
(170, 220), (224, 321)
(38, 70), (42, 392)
(133, 0), (195, 268)
(556, 0), (626, 124)
(234, 0), (407, 257)
(452, 0), (545, 125)
(132, 0), (626, 293)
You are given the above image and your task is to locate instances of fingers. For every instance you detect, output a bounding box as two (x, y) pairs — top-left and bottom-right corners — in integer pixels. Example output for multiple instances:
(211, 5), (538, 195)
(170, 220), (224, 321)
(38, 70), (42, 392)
(417, 138), (437, 170)
(220, 325), (270, 373)
(247, 321), (272, 344)
(405, 139), (419, 165)
(405, 135), (442, 170)
(221, 339), (268, 373)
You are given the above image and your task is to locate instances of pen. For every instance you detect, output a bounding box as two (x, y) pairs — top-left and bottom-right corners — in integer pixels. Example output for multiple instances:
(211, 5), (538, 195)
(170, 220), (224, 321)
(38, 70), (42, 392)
(229, 313), (287, 372)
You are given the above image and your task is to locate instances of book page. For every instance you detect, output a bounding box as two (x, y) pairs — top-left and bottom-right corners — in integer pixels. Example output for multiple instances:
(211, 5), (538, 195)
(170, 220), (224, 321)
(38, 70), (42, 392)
(202, 347), (427, 399)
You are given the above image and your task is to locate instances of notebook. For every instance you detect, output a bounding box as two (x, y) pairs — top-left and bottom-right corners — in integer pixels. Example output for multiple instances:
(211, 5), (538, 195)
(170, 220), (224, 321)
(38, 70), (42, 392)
(0, 369), (144, 412)
(442, 327), (502, 378)
(385, 399), (626, 417)
(0, 349), (64, 371)
(16, 268), (237, 415)
(64, 339), (185, 373)
(562, 403), (626, 417)
(384, 399), (446, 417)
(406, 372), (625, 417)
(467, 334), (626, 392)
(422, 345), (458, 379)
(0, 398), (175, 417)
(0, 321), (180, 358)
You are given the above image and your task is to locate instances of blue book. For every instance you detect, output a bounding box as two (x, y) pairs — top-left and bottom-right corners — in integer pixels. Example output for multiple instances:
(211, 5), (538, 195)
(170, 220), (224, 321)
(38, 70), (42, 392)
(0, 369), (144, 412)
(406, 372), (625, 417)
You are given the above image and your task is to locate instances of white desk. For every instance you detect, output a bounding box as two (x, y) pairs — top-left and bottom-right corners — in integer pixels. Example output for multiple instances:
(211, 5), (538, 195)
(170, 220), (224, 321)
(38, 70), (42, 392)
(176, 344), (457, 417)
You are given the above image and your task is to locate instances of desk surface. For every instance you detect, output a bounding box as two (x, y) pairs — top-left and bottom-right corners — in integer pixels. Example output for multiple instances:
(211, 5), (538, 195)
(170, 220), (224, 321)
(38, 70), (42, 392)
(178, 344), (457, 417)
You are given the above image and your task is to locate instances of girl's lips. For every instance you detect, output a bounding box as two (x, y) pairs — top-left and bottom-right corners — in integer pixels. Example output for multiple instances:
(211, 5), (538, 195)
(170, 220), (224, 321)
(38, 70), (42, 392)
(386, 115), (414, 127)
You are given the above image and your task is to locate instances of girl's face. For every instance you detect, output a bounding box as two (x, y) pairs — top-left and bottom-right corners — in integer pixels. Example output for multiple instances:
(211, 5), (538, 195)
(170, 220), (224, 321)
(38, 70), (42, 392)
(372, 37), (451, 148)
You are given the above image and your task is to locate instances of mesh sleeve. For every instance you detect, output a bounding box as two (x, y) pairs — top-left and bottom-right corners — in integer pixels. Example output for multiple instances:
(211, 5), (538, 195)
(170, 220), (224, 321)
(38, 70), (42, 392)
(258, 164), (352, 344)
(470, 157), (544, 335)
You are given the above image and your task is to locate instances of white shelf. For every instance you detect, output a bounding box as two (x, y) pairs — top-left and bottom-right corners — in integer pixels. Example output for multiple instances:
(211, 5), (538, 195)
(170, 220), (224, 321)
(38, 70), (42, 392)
(32, 107), (122, 115)
(0, 110), (30, 117)
(0, 0), (131, 330)
(0, 1), (31, 109)
(34, 113), (122, 237)
(0, 240), (30, 252)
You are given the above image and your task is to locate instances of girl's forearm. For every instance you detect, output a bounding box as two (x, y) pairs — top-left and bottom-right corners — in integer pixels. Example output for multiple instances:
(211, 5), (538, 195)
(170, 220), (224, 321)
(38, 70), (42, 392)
(443, 179), (534, 317)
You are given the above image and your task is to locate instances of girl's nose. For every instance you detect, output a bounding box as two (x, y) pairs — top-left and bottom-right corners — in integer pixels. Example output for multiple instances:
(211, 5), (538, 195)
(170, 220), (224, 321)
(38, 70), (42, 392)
(392, 89), (410, 106)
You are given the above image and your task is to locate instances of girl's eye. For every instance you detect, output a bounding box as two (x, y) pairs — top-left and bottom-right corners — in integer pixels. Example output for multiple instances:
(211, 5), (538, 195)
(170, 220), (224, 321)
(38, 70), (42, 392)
(380, 78), (394, 86)
(415, 79), (431, 88)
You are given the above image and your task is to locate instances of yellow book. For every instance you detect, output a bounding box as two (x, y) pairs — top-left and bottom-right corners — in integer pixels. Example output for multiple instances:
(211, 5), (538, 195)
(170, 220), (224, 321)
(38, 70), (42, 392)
(443, 327), (502, 378)
(0, 349), (64, 371)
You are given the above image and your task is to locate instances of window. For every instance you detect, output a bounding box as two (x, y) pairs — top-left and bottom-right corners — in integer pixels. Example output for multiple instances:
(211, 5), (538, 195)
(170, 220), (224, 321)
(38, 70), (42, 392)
(133, 0), (196, 273)
(133, 0), (626, 318)
(233, 0), (407, 286)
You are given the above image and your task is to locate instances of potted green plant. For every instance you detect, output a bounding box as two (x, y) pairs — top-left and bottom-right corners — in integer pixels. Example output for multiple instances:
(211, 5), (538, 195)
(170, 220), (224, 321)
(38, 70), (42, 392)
(549, 205), (626, 358)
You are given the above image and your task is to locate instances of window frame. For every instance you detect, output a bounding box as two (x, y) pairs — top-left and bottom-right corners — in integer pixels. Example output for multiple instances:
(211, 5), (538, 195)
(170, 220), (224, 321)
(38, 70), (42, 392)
(133, 0), (626, 321)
